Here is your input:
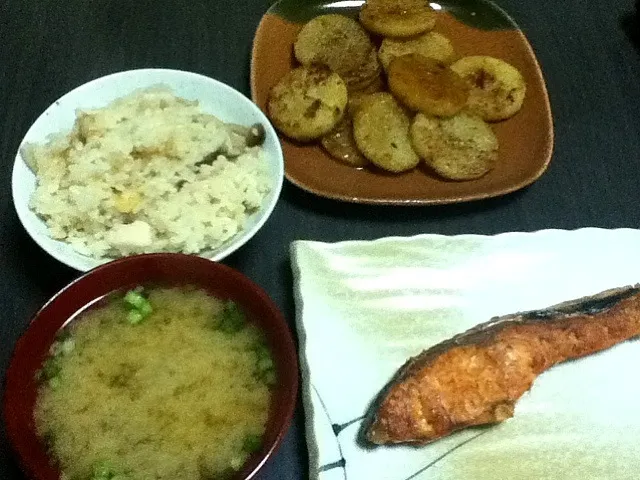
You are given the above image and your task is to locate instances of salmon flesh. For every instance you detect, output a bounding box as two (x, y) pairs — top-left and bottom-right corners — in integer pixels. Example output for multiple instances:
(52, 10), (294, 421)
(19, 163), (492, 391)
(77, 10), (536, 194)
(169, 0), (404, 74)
(364, 285), (640, 445)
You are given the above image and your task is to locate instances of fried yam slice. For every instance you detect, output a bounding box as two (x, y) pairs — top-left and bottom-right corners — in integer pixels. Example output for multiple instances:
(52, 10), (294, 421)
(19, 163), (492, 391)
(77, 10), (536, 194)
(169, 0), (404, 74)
(353, 92), (419, 173)
(365, 285), (640, 445)
(348, 76), (387, 115)
(267, 66), (348, 141)
(388, 54), (469, 117)
(451, 55), (526, 121)
(359, 0), (437, 37)
(378, 32), (456, 71)
(343, 48), (383, 93)
(411, 112), (498, 180)
(321, 116), (369, 167)
(294, 14), (378, 91)
(354, 69), (387, 96)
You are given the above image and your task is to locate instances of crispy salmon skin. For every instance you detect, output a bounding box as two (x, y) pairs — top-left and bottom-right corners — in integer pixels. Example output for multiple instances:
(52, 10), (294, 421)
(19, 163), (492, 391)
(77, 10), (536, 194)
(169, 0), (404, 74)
(364, 285), (640, 445)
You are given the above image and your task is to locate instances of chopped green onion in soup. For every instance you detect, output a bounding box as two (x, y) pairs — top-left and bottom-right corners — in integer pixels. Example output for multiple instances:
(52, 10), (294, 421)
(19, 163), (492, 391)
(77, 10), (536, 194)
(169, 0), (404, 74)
(217, 300), (246, 333)
(242, 434), (263, 453)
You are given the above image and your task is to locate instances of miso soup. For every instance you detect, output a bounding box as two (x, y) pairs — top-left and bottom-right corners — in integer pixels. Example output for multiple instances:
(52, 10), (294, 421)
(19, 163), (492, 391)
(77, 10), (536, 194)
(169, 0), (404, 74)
(34, 286), (275, 480)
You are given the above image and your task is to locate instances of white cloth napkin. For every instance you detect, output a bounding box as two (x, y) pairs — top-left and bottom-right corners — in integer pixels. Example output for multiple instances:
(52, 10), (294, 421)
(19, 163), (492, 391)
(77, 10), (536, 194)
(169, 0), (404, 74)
(290, 228), (640, 480)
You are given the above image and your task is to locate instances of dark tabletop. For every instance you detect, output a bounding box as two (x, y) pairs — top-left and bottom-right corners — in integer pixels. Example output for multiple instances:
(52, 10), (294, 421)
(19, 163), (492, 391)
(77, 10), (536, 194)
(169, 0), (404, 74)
(1, 0), (640, 478)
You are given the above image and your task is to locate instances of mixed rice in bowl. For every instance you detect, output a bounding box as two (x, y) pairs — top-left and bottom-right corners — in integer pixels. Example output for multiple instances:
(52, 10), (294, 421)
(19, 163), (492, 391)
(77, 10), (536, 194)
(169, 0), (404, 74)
(12, 69), (284, 270)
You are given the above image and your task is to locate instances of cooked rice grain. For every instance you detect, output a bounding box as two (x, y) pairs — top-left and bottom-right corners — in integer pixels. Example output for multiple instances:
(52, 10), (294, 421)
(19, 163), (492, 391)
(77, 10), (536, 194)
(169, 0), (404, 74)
(23, 87), (271, 258)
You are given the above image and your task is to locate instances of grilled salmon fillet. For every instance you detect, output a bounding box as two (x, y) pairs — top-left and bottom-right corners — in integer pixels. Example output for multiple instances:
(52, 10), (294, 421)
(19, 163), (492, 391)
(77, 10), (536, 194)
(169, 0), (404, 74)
(364, 285), (640, 445)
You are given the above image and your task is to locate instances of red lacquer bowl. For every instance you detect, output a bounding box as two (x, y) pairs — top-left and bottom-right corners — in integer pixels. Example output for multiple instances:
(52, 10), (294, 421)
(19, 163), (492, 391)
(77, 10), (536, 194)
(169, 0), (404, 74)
(3, 253), (298, 480)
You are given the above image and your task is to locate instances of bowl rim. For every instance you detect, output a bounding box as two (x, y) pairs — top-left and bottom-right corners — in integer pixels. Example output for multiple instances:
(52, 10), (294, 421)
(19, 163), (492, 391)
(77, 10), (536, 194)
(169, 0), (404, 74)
(11, 67), (285, 272)
(2, 253), (298, 480)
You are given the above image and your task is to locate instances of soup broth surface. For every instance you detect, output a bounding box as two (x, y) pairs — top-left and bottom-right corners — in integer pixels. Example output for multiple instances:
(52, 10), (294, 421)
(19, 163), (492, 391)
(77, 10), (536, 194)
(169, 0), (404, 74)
(34, 286), (274, 480)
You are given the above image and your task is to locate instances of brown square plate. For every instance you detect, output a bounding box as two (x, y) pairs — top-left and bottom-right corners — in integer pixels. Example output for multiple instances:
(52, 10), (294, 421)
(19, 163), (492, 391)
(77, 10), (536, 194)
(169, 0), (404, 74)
(251, 0), (554, 205)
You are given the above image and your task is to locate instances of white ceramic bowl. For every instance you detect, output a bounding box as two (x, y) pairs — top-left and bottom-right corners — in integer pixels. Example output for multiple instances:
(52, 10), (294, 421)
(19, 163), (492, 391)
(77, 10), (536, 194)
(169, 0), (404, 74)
(12, 69), (284, 271)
